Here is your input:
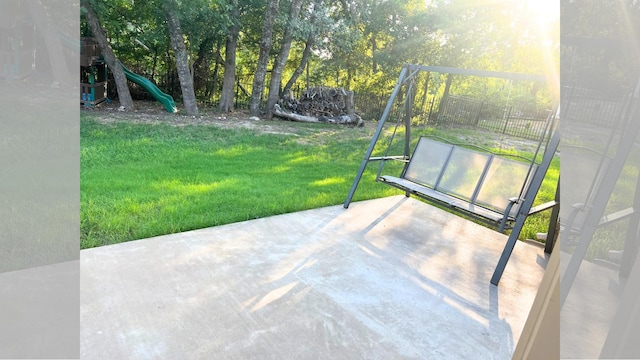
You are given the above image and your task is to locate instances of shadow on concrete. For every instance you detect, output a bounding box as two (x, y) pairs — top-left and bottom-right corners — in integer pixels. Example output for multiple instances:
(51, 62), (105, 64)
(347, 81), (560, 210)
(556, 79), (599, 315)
(81, 196), (547, 359)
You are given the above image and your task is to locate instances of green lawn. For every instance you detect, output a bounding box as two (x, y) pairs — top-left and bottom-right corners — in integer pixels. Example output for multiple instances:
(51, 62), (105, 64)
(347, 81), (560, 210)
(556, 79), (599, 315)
(81, 113), (559, 249)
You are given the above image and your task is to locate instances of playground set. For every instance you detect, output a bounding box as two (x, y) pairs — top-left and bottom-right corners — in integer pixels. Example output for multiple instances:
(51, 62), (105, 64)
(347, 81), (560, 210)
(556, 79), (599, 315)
(0, 1), (175, 112)
(80, 37), (107, 106)
(79, 37), (177, 112)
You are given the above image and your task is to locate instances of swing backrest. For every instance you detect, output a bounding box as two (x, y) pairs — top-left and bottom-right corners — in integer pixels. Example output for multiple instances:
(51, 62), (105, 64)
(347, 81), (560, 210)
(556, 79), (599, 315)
(403, 137), (538, 217)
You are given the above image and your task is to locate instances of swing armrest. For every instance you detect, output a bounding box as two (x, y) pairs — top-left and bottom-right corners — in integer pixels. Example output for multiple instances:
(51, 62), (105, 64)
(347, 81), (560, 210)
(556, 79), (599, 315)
(498, 198), (521, 232)
(369, 156), (409, 162)
(529, 200), (558, 215)
(507, 197), (523, 214)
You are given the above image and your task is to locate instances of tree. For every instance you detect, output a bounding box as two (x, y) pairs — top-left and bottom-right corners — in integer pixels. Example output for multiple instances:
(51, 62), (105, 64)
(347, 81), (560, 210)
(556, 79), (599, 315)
(219, 0), (240, 113)
(249, 0), (279, 116)
(282, 0), (326, 96)
(80, 0), (557, 112)
(177, 0), (232, 99)
(81, 0), (134, 110)
(163, 0), (199, 116)
(265, 0), (304, 120)
(282, 31), (314, 97)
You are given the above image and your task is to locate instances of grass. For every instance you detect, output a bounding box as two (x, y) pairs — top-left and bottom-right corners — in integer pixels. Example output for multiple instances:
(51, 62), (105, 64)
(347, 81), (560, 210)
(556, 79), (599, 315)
(81, 114), (399, 248)
(81, 113), (559, 249)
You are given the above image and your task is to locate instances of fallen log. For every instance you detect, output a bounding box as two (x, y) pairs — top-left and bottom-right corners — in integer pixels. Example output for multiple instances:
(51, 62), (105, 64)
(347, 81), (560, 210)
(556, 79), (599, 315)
(273, 104), (320, 123)
(273, 104), (364, 127)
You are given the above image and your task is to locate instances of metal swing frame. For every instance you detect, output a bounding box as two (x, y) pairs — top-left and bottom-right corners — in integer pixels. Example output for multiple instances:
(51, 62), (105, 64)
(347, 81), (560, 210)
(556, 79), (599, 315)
(343, 64), (560, 285)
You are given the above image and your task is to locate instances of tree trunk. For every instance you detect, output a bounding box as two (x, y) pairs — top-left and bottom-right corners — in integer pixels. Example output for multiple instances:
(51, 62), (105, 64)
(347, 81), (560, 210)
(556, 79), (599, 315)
(209, 45), (222, 100)
(266, 0), (304, 120)
(81, 0), (134, 110)
(371, 34), (377, 73)
(306, 58), (310, 91)
(151, 48), (158, 80)
(250, 0), (279, 116)
(419, 72), (430, 111)
(282, 25), (316, 97)
(436, 73), (454, 123)
(192, 37), (213, 96)
(164, 0), (199, 116)
(219, 0), (240, 113)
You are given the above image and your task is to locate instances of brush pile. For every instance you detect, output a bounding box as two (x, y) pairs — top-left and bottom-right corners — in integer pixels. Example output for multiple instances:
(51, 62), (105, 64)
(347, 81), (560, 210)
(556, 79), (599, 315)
(273, 86), (363, 127)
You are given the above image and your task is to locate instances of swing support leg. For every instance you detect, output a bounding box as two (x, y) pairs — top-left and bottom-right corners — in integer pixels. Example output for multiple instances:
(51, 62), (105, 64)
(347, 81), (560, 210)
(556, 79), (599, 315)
(344, 66), (409, 208)
(544, 180), (560, 254)
(491, 130), (560, 285)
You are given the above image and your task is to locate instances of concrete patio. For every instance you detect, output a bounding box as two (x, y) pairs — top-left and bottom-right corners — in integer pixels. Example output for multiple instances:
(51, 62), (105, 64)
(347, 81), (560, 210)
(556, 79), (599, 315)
(81, 196), (548, 359)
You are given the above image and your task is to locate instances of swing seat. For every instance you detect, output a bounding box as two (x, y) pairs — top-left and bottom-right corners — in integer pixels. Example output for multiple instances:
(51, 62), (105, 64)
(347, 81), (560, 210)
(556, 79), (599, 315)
(378, 137), (557, 232)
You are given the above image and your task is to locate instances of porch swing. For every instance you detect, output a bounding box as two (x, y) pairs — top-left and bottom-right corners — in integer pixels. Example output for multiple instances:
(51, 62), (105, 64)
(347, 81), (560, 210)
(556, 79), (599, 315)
(343, 64), (560, 285)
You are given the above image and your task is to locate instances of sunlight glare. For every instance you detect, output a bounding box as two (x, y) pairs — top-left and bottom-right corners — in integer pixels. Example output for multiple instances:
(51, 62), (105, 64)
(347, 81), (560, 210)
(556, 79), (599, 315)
(524, 0), (559, 99)
(526, 0), (559, 19)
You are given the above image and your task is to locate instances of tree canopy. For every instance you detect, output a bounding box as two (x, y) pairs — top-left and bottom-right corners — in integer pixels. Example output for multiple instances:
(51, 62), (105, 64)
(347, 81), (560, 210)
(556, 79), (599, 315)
(81, 0), (559, 114)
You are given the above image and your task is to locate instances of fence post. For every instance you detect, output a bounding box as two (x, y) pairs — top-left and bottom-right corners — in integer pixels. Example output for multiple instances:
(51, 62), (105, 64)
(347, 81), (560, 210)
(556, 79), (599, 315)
(502, 106), (513, 134)
(428, 96), (436, 124)
(234, 77), (239, 108)
(474, 101), (485, 127)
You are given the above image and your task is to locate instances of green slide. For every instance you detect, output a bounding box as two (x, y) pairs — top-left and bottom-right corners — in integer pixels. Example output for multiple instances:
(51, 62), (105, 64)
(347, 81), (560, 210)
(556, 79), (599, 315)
(66, 31), (177, 113)
(121, 65), (178, 113)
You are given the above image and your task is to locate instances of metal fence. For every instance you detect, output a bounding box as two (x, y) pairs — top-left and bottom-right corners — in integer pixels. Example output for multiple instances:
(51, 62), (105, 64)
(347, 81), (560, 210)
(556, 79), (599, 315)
(435, 95), (554, 141)
(353, 92), (555, 142)
(560, 86), (630, 127)
(354, 93), (395, 122)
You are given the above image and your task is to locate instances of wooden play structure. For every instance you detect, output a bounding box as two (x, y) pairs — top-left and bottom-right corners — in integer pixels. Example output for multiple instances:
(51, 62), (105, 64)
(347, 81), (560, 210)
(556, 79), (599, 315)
(80, 37), (107, 106)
